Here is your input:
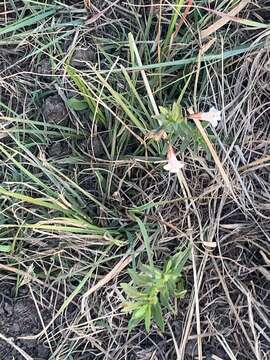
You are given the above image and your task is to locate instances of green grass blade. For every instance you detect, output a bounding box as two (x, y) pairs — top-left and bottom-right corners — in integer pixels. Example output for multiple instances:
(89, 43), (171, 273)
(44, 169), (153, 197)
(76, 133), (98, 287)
(134, 216), (154, 269)
(0, 8), (56, 37)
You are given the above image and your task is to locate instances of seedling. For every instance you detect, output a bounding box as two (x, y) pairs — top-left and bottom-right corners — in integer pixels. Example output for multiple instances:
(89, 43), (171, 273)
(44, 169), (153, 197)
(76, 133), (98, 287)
(121, 246), (190, 332)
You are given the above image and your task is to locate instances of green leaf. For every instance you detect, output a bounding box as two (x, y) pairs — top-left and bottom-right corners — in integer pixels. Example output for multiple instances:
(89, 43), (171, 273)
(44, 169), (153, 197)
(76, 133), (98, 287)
(128, 316), (143, 331)
(165, 259), (172, 273)
(175, 289), (187, 299)
(127, 304), (147, 331)
(134, 216), (154, 269)
(122, 301), (145, 313)
(133, 305), (147, 319)
(175, 278), (186, 298)
(66, 66), (106, 125)
(128, 269), (152, 286)
(144, 305), (152, 332)
(0, 8), (56, 37)
(67, 97), (89, 111)
(140, 264), (157, 277)
(152, 302), (164, 331)
(172, 247), (190, 273)
(160, 287), (170, 308)
(236, 18), (270, 29)
(122, 301), (137, 313)
(121, 283), (144, 298)
(167, 278), (177, 296)
(0, 244), (11, 253)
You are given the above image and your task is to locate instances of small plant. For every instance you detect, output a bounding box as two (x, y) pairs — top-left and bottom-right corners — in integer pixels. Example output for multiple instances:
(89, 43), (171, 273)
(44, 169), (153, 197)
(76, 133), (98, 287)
(148, 102), (220, 160)
(121, 246), (190, 332)
(154, 102), (208, 153)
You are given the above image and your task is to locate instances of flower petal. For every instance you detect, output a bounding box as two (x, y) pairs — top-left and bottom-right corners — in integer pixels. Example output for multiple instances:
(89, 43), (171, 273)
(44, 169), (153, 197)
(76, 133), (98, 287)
(209, 118), (218, 128)
(164, 161), (184, 173)
(164, 144), (184, 173)
(209, 106), (220, 114)
(163, 164), (172, 171)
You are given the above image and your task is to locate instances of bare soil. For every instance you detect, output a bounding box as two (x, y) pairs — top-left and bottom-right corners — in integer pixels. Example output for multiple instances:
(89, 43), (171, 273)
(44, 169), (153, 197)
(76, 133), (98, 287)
(0, 285), (50, 359)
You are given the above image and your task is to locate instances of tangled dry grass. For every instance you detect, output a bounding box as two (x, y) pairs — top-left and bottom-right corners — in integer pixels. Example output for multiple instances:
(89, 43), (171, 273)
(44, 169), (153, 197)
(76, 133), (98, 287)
(0, 1), (270, 359)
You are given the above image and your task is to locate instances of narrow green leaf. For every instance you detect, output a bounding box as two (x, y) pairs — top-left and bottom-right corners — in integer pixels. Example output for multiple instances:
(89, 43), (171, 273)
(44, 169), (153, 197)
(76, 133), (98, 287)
(133, 305), (147, 319)
(175, 289), (187, 299)
(128, 269), (152, 286)
(160, 287), (170, 308)
(0, 244), (11, 253)
(152, 302), (164, 331)
(121, 66), (151, 119)
(99, 43), (265, 74)
(235, 18), (270, 29)
(66, 66), (106, 125)
(123, 301), (143, 313)
(167, 278), (177, 296)
(140, 264), (156, 276)
(144, 305), (152, 332)
(163, 0), (185, 53)
(165, 259), (172, 272)
(90, 67), (146, 132)
(0, 9), (56, 37)
(128, 316), (143, 331)
(173, 246), (191, 273)
(67, 97), (89, 111)
(121, 283), (144, 298)
(134, 216), (154, 269)
(0, 186), (69, 212)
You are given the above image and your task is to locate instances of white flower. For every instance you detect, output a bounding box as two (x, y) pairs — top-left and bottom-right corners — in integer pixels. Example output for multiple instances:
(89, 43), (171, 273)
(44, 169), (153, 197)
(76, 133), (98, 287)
(188, 106), (221, 127)
(197, 107), (221, 127)
(163, 145), (184, 173)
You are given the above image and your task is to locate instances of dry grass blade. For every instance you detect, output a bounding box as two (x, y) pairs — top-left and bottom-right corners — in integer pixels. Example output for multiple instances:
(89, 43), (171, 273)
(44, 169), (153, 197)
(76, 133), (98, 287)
(0, 333), (33, 360)
(178, 254), (209, 359)
(247, 293), (262, 359)
(0, 263), (44, 286)
(1, 0), (270, 358)
(191, 116), (233, 194)
(176, 172), (203, 360)
(201, 0), (249, 39)
(173, 0), (193, 40)
(85, 0), (121, 25)
(84, 0), (91, 10)
(129, 33), (160, 117)
(81, 247), (143, 312)
(212, 259), (260, 358)
(238, 154), (270, 172)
